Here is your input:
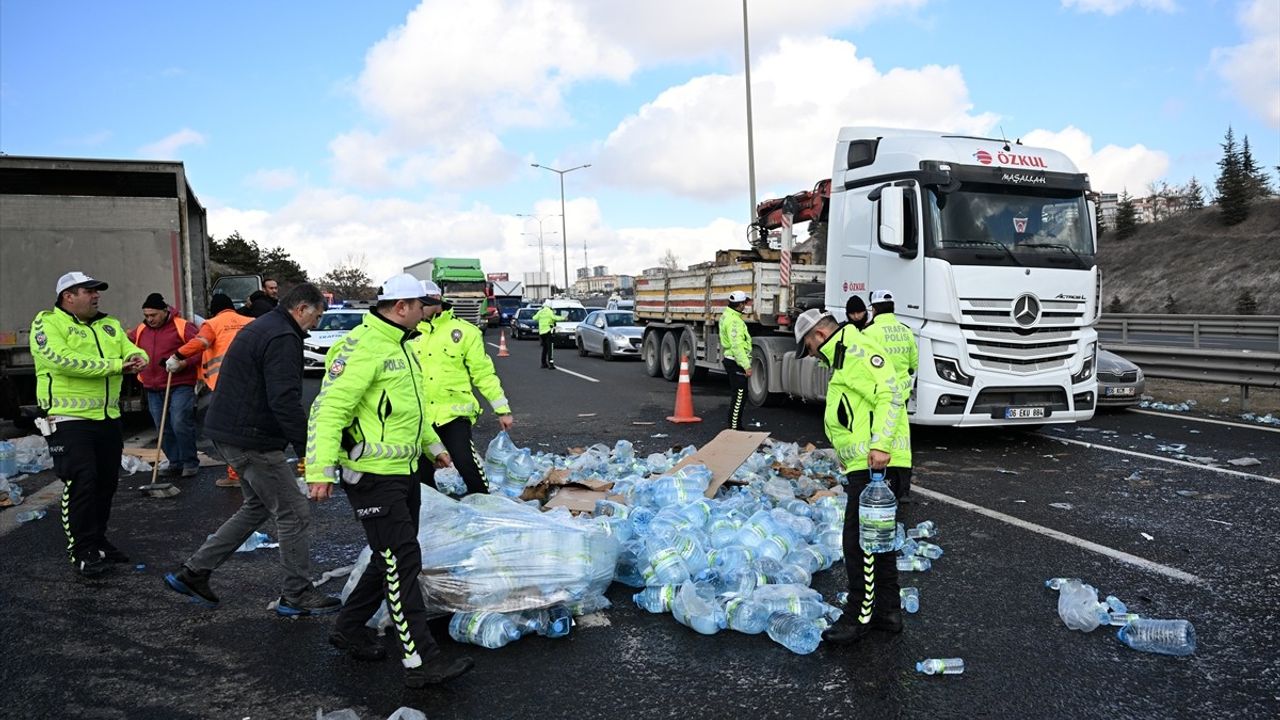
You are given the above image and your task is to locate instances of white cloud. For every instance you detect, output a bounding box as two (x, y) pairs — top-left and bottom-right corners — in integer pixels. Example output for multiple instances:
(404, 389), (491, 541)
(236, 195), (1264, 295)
(1212, 0), (1280, 128)
(139, 128), (206, 159)
(245, 168), (300, 191)
(1020, 126), (1170, 193)
(1060, 0), (1176, 14)
(597, 36), (998, 200)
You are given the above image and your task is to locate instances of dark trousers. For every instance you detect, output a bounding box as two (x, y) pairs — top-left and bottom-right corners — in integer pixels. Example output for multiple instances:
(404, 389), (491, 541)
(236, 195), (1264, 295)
(842, 466), (912, 622)
(540, 333), (554, 367)
(339, 473), (439, 669)
(428, 417), (488, 495)
(48, 419), (123, 562)
(723, 360), (748, 430)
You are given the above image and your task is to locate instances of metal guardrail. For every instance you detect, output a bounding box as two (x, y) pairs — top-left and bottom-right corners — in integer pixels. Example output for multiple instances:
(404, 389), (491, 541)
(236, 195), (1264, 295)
(1098, 314), (1280, 351)
(1102, 343), (1280, 389)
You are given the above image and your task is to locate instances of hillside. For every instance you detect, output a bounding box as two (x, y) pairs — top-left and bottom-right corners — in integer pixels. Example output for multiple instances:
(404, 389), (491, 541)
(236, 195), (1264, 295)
(1098, 198), (1280, 314)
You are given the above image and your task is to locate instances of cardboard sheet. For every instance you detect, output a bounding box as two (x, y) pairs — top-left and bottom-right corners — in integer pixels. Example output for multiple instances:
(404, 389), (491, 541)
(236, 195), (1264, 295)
(667, 429), (770, 498)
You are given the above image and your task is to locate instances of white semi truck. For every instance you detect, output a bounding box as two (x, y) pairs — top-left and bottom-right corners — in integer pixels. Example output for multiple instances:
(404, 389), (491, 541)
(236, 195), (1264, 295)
(637, 127), (1100, 426)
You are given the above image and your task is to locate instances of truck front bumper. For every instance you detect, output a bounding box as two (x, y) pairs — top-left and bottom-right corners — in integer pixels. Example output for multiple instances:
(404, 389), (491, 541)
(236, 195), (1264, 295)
(913, 375), (1096, 427)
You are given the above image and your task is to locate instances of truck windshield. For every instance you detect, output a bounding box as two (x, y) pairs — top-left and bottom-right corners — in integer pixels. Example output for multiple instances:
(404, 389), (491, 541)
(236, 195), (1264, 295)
(926, 184), (1094, 269)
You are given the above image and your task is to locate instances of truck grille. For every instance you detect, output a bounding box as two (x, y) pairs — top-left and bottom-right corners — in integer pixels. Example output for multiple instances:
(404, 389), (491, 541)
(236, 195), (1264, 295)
(959, 296), (1088, 374)
(1097, 369), (1138, 382)
(449, 298), (486, 328)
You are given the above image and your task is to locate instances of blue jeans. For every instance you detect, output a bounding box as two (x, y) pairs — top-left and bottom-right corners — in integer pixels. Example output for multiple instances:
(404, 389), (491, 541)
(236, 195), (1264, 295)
(147, 385), (198, 470)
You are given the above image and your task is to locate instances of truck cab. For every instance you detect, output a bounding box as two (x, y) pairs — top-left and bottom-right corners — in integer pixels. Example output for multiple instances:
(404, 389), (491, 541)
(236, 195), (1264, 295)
(823, 128), (1099, 425)
(405, 257), (489, 329)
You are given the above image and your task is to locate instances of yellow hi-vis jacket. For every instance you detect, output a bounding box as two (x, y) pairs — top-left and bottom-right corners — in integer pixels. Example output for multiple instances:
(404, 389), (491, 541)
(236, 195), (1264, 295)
(533, 305), (564, 334)
(862, 312), (919, 391)
(306, 310), (445, 484)
(817, 323), (911, 473)
(415, 310), (511, 426)
(719, 306), (752, 368)
(30, 307), (146, 421)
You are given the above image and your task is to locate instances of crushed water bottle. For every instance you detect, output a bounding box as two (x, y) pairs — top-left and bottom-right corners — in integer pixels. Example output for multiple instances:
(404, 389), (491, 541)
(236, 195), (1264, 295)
(670, 581), (725, 635)
(15, 508), (46, 523)
(897, 556), (931, 572)
(900, 587), (920, 613)
(449, 611), (522, 649)
(633, 585), (678, 613)
(916, 658), (964, 675)
(766, 612), (824, 655)
(1056, 579), (1107, 632)
(858, 470), (897, 554)
(1117, 619), (1196, 656)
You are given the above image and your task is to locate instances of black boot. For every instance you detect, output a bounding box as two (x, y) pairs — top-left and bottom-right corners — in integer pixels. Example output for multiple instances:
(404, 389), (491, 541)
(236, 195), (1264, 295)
(405, 655), (475, 688)
(870, 609), (903, 633)
(823, 618), (873, 645)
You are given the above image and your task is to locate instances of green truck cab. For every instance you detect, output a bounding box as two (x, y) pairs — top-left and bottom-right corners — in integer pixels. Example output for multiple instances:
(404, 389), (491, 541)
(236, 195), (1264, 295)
(403, 257), (489, 328)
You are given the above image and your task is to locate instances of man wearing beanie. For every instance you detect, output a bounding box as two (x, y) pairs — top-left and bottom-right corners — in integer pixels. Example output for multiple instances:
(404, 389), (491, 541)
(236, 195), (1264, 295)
(845, 294), (869, 331)
(128, 293), (200, 477)
(170, 293), (253, 486)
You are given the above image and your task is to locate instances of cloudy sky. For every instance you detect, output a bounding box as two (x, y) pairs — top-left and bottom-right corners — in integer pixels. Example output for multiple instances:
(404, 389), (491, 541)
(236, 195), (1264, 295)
(3, 0), (1277, 287)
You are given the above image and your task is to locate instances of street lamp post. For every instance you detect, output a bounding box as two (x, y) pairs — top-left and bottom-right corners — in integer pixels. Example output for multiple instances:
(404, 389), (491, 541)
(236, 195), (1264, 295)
(516, 213), (560, 277)
(742, 0), (758, 220)
(531, 163), (590, 295)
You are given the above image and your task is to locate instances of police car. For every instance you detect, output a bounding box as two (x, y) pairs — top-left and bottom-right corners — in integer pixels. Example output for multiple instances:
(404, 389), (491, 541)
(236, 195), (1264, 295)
(303, 307), (367, 373)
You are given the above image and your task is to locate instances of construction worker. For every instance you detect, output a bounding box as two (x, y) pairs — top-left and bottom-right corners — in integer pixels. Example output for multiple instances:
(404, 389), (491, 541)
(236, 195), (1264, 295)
(129, 293), (200, 478)
(167, 293), (253, 487)
(794, 308), (908, 646)
(533, 301), (565, 369)
(863, 289), (918, 500)
(31, 271), (147, 578)
(719, 291), (753, 430)
(416, 281), (514, 495)
(307, 274), (473, 689)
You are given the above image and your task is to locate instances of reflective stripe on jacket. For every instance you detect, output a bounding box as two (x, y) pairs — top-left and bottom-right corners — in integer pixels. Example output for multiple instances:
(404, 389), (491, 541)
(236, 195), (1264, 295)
(415, 310), (511, 426)
(718, 306), (752, 368)
(177, 309), (253, 391)
(306, 310), (445, 484)
(30, 307), (146, 421)
(818, 324), (910, 472)
(533, 305), (565, 334)
(862, 312), (918, 391)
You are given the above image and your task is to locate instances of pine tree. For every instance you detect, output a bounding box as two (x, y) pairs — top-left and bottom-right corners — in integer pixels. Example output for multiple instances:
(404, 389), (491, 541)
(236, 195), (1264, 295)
(1241, 136), (1273, 199)
(1163, 293), (1178, 314)
(1107, 294), (1126, 314)
(1235, 289), (1258, 315)
(1114, 190), (1138, 240)
(1184, 176), (1205, 210)
(1216, 126), (1250, 226)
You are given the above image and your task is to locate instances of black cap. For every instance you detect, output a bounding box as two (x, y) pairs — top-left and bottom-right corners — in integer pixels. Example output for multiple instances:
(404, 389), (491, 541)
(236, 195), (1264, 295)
(142, 293), (168, 310)
(210, 293), (234, 314)
(846, 295), (867, 315)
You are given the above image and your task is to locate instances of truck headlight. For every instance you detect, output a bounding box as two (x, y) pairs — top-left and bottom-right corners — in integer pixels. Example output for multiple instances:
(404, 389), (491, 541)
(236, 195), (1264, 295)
(1072, 343), (1096, 384)
(934, 357), (973, 387)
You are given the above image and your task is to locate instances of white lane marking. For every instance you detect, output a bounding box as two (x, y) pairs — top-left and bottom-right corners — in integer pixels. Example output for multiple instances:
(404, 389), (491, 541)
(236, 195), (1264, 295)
(1126, 408), (1280, 434)
(1038, 434), (1280, 486)
(486, 342), (501, 350)
(555, 366), (600, 383)
(912, 485), (1204, 585)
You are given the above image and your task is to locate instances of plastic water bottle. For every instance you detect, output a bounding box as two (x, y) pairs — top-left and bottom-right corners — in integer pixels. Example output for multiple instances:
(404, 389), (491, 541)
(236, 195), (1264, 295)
(1057, 579), (1106, 632)
(907, 520), (936, 539)
(900, 587), (920, 613)
(1103, 612), (1141, 627)
(724, 597), (772, 634)
(1117, 619), (1196, 656)
(15, 509), (46, 523)
(858, 470), (897, 553)
(897, 556), (931, 572)
(914, 541), (944, 559)
(916, 658), (964, 675)
(633, 585), (677, 613)
(1045, 577), (1080, 591)
(449, 611), (522, 649)
(767, 612), (824, 654)
(0, 440), (16, 479)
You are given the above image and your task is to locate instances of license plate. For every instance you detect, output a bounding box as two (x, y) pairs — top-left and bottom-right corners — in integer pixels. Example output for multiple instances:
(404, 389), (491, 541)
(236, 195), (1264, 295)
(1004, 406), (1046, 419)
(1105, 387), (1136, 397)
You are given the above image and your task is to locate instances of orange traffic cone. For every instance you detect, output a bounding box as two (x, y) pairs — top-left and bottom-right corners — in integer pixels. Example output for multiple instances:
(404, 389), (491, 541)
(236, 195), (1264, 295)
(497, 330), (510, 358)
(667, 355), (702, 423)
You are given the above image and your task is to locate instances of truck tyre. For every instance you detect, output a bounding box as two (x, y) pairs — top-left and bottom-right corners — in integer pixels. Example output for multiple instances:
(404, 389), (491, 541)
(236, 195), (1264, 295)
(679, 330), (708, 382)
(747, 346), (781, 407)
(659, 332), (680, 381)
(642, 332), (663, 378)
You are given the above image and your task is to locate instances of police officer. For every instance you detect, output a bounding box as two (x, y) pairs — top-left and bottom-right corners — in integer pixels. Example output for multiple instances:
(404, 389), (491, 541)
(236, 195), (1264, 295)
(863, 289), (918, 500)
(532, 301), (565, 369)
(307, 274), (473, 689)
(31, 272), (147, 578)
(416, 281), (513, 495)
(794, 308), (908, 645)
(719, 291), (752, 430)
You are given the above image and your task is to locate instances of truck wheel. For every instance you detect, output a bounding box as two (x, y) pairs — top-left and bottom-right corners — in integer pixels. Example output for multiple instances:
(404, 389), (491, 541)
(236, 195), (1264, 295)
(747, 347), (781, 406)
(659, 332), (680, 381)
(679, 331), (708, 382)
(642, 332), (663, 378)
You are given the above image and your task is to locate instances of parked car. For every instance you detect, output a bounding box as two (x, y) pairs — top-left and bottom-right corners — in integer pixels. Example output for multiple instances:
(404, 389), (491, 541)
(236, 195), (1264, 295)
(510, 307), (539, 339)
(303, 308), (367, 373)
(576, 310), (643, 360)
(544, 299), (588, 347)
(1096, 349), (1145, 407)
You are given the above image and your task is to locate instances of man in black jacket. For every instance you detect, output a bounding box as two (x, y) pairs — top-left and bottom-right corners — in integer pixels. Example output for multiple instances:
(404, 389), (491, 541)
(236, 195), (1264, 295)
(164, 283), (339, 616)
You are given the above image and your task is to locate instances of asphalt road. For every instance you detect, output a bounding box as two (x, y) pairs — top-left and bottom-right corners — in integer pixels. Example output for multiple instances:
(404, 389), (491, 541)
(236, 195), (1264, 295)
(2, 332), (1277, 719)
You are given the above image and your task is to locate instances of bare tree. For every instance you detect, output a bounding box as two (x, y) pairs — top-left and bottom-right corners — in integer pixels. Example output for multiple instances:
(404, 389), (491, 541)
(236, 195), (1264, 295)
(659, 249), (680, 271)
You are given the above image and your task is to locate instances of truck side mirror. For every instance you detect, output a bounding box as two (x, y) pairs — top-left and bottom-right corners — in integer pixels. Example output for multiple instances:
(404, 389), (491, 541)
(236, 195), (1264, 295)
(878, 186), (905, 249)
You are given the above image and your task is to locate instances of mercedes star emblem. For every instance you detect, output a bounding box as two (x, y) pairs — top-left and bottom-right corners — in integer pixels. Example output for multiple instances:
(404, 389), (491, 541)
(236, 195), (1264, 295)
(1012, 294), (1041, 327)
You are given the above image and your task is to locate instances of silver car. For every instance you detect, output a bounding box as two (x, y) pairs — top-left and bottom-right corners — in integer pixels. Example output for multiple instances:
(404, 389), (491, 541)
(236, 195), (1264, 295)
(1096, 348), (1145, 407)
(576, 310), (643, 360)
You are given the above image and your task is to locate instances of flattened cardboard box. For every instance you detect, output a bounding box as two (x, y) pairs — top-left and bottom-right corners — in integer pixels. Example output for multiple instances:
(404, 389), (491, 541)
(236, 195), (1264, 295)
(668, 429), (771, 498)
